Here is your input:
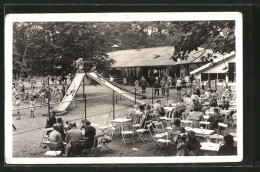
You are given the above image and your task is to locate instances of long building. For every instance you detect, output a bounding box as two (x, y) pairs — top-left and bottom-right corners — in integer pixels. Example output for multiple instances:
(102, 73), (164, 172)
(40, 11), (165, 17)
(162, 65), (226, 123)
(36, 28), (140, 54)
(107, 46), (226, 85)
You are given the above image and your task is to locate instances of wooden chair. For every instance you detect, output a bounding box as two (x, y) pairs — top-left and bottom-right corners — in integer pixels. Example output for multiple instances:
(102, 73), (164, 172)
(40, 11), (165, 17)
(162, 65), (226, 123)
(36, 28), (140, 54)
(199, 121), (210, 129)
(133, 115), (148, 143)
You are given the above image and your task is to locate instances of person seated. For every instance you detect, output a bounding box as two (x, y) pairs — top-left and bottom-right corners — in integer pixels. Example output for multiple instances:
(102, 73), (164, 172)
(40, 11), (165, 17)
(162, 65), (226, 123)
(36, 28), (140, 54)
(195, 87), (201, 97)
(82, 120), (96, 149)
(176, 131), (201, 156)
(48, 124), (65, 153)
(219, 95), (230, 110)
(126, 105), (138, 119)
(153, 100), (164, 116)
(218, 134), (237, 155)
(172, 118), (185, 133)
(188, 106), (204, 128)
(191, 91), (199, 102)
(64, 122), (84, 156)
(56, 117), (65, 141)
(204, 88), (212, 100)
(207, 108), (224, 130)
(184, 94), (193, 105)
(134, 105), (145, 124)
(64, 121), (71, 132)
(45, 113), (57, 134)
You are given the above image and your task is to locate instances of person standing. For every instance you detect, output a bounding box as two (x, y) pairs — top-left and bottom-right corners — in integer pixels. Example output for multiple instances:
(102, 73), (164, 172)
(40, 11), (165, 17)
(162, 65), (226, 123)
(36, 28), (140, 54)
(14, 96), (21, 120)
(176, 78), (182, 100)
(153, 79), (160, 96)
(139, 76), (147, 94)
(30, 98), (36, 118)
(160, 78), (166, 95)
(123, 77), (127, 86)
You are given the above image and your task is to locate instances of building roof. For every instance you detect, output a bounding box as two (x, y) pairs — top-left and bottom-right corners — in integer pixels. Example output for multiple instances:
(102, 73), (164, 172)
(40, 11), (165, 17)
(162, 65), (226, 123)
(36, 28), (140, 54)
(190, 52), (236, 75)
(108, 46), (175, 68)
(175, 48), (223, 65)
(108, 46), (225, 68)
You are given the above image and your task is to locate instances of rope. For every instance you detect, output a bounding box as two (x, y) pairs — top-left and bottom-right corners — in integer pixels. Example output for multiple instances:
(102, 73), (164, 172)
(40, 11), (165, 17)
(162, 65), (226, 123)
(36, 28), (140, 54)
(12, 107), (130, 135)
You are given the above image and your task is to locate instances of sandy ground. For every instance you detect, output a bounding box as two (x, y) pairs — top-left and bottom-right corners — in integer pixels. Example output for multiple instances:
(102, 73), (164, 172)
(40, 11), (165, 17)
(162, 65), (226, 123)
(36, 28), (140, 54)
(12, 81), (236, 158)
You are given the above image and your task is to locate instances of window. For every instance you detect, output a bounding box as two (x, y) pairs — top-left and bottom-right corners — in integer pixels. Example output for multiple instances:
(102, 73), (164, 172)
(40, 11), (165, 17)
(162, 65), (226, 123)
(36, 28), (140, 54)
(209, 73), (217, 80)
(201, 73), (208, 81)
(228, 63), (236, 83)
(218, 73), (226, 82)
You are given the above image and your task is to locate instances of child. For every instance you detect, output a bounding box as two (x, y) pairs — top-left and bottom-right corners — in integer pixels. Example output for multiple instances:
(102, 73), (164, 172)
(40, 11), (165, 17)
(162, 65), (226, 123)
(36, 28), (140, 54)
(30, 98), (36, 118)
(15, 96), (21, 120)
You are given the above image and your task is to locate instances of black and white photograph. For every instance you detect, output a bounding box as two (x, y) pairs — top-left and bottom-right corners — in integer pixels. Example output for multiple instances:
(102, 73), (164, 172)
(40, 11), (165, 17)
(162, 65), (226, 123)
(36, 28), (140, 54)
(5, 12), (243, 164)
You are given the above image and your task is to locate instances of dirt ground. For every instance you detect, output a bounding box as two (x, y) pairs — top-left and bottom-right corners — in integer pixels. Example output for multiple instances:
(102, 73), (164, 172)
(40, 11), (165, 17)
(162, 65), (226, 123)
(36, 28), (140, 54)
(12, 81), (236, 158)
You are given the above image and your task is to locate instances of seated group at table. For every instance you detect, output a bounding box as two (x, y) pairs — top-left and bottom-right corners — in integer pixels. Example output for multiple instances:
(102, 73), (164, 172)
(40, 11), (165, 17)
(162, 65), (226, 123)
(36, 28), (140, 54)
(46, 116), (100, 157)
(124, 86), (236, 156)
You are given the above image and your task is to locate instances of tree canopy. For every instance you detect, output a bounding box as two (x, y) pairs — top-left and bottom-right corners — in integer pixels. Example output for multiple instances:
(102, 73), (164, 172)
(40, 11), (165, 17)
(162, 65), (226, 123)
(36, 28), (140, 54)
(13, 21), (235, 77)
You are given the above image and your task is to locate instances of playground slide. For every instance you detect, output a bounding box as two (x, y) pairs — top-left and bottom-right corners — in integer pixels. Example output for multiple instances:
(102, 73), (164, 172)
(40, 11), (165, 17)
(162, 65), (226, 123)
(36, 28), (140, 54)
(55, 73), (85, 112)
(99, 75), (147, 98)
(87, 72), (145, 104)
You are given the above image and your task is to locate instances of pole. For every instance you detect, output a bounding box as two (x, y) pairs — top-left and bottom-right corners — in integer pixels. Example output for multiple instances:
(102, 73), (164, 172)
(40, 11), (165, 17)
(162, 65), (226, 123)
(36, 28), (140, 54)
(84, 94), (87, 119)
(112, 90), (115, 119)
(167, 89), (169, 103)
(152, 87), (154, 104)
(48, 76), (50, 121)
(83, 75), (85, 99)
(135, 87), (136, 105)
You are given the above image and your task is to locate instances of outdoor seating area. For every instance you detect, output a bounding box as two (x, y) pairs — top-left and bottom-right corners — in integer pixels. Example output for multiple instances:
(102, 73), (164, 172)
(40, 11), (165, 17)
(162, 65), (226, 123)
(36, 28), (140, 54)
(39, 84), (237, 157)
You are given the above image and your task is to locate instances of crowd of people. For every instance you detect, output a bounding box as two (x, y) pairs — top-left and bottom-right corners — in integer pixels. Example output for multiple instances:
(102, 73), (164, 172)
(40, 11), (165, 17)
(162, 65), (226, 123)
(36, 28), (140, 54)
(124, 82), (236, 156)
(12, 75), (74, 119)
(44, 112), (107, 157)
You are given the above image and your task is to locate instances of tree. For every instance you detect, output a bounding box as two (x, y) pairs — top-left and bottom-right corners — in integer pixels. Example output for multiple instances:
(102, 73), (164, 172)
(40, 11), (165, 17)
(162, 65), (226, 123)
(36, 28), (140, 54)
(13, 22), (115, 77)
(168, 21), (235, 64)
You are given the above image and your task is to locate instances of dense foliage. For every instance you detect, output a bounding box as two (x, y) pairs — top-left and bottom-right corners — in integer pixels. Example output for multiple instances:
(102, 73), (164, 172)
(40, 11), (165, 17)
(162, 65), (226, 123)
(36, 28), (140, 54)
(13, 21), (235, 77)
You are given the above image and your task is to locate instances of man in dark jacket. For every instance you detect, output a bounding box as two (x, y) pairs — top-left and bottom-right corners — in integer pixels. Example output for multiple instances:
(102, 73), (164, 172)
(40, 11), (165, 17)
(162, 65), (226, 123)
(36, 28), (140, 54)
(83, 120), (96, 149)
(139, 76), (147, 93)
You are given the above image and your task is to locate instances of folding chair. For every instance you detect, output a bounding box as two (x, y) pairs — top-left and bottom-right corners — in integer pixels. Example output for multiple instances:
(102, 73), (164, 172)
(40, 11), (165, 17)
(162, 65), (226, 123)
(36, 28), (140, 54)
(217, 123), (228, 135)
(40, 127), (54, 147)
(121, 123), (135, 146)
(132, 114), (148, 143)
(181, 120), (193, 127)
(208, 135), (224, 143)
(199, 121), (210, 129)
(147, 124), (170, 148)
(41, 141), (62, 157)
(88, 134), (105, 157)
